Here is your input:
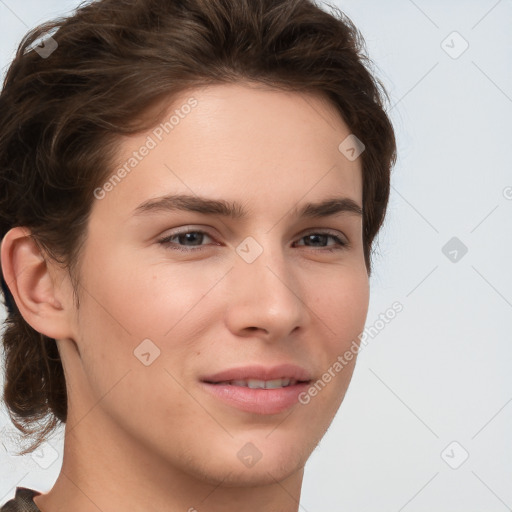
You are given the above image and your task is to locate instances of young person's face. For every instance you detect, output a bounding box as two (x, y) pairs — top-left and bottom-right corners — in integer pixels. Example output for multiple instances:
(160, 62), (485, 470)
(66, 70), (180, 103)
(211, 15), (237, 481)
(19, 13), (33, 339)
(59, 82), (368, 488)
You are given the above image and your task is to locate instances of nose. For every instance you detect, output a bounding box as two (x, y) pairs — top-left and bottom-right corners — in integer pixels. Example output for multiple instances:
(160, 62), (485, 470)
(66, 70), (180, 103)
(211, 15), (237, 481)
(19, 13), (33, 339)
(223, 241), (309, 342)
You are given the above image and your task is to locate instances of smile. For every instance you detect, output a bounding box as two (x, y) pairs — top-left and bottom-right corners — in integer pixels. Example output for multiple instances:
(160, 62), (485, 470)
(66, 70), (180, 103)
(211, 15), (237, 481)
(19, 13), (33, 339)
(200, 364), (314, 414)
(212, 378), (298, 389)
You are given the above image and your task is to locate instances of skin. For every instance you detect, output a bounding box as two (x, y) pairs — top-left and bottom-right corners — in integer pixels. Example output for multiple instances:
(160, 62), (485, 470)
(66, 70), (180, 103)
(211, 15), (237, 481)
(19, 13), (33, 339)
(2, 82), (369, 512)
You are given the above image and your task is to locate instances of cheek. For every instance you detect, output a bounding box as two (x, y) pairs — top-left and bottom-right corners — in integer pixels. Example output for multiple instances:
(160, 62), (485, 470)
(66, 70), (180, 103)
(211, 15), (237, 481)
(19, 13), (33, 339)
(301, 270), (368, 422)
(312, 266), (370, 347)
(80, 244), (225, 341)
(73, 248), (230, 404)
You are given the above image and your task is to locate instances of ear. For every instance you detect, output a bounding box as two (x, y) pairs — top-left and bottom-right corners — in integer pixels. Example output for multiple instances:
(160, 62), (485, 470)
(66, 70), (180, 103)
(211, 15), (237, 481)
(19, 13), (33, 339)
(0, 226), (75, 340)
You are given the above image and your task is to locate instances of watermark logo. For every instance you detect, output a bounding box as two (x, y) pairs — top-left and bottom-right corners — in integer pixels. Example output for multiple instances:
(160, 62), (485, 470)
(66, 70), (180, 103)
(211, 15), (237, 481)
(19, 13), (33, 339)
(441, 31), (469, 60)
(25, 32), (58, 59)
(134, 338), (161, 366)
(31, 441), (59, 469)
(441, 441), (469, 469)
(441, 236), (468, 263)
(236, 236), (264, 264)
(338, 134), (365, 161)
(237, 442), (263, 468)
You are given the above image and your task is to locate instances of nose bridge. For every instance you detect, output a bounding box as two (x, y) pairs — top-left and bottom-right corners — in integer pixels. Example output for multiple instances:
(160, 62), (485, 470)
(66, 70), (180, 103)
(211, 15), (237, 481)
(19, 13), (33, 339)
(225, 235), (307, 337)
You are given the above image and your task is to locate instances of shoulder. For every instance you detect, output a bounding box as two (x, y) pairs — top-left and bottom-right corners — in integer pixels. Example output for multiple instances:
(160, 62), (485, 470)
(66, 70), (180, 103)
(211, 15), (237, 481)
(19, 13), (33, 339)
(1, 487), (41, 512)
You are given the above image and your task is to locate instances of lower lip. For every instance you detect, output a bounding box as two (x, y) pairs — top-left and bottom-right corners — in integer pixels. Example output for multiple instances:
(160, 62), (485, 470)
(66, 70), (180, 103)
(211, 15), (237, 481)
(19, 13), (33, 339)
(200, 382), (311, 415)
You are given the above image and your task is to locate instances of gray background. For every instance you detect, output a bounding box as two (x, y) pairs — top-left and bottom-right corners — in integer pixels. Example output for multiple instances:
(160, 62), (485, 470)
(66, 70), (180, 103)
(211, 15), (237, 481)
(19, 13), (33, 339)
(0, 0), (511, 510)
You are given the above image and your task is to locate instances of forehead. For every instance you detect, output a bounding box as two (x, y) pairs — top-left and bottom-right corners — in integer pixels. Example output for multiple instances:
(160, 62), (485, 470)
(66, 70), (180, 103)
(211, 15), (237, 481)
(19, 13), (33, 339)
(91, 82), (363, 223)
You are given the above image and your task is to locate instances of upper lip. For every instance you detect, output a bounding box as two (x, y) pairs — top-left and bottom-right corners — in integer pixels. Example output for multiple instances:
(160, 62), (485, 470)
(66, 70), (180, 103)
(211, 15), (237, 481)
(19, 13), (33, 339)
(201, 364), (313, 383)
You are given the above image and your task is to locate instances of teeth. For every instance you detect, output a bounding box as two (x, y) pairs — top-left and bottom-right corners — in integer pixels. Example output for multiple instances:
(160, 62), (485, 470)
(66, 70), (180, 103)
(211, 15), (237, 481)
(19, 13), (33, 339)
(247, 379), (267, 389)
(225, 378), (295, 389)
(262, 378), (291, 389)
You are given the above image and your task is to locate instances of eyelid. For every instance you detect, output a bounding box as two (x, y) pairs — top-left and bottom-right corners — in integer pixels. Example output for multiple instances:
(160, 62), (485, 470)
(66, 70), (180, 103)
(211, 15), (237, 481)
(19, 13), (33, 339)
(157, 226), (217, 249)
(158, 225), (215, 238)
(299, 227), (348, 243)
(293, 229), (350, 251)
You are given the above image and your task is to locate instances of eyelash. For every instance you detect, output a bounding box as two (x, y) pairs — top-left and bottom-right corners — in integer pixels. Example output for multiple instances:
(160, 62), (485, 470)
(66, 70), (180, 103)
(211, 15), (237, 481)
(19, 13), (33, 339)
(157, 229), (349, 253)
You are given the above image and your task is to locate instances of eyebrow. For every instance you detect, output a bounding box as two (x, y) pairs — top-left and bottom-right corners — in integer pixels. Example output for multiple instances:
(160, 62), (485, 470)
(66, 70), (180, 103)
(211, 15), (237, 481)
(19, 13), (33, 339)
(132, 193), (362, 219)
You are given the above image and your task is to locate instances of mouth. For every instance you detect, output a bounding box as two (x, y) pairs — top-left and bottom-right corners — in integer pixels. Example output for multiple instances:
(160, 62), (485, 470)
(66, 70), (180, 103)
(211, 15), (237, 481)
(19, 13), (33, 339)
(200, 364), (313, 415)
(206, 378), (305, 389)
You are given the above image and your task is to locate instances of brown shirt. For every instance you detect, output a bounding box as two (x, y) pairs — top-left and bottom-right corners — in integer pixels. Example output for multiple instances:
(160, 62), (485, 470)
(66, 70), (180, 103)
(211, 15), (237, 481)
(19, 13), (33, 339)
(0, 488), (41, 512)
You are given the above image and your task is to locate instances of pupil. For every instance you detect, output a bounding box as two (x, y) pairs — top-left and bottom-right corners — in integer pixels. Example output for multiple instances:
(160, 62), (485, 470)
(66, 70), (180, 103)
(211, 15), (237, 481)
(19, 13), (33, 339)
(180, 232), (203, 246)
(305, 234), (327, 246)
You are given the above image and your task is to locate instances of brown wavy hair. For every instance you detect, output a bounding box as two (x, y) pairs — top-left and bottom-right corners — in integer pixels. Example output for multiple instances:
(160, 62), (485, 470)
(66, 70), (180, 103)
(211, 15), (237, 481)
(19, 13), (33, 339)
(0, 0), (396, 455)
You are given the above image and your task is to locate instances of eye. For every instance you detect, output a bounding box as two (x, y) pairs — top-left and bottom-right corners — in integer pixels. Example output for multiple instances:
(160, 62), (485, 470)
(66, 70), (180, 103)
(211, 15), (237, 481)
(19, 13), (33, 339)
(157, 228), (349, 253)
(294, 232), (348, 252)
(158, 229), (216, 252)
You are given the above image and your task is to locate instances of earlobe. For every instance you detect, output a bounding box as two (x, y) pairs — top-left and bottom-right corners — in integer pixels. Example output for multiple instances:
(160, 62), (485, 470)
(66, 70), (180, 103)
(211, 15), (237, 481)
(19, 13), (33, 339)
(0, 226), (74, 340)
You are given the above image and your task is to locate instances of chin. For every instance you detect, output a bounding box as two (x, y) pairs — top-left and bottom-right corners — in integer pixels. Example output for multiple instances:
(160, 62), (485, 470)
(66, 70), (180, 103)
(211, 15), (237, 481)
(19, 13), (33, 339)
(188, 433), (313, 488)
(199, 458), (305, 488)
